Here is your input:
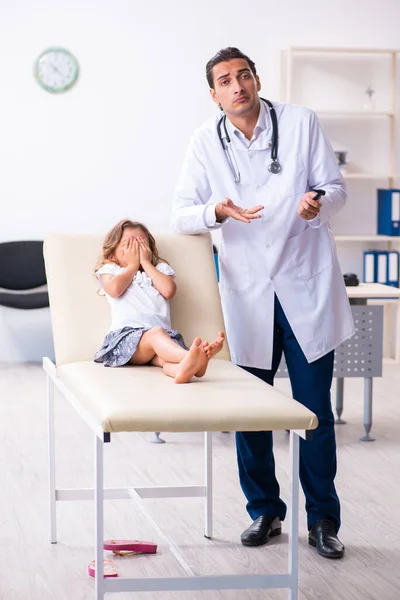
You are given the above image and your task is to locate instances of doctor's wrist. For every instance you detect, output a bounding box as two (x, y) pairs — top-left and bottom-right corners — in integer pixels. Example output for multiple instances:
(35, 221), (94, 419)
(215, 202), (228, 223)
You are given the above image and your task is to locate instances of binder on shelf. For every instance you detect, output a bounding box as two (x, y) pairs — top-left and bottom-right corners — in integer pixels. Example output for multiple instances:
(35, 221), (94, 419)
(376, 251), (388, 284)
(387, 251), (400, 287)
(363, 250), (400, 287)
(377, 189), (400, 236)
(363, 250), (376, 283)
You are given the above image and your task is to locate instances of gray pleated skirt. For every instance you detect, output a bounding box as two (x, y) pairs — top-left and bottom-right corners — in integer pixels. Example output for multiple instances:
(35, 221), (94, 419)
(94, 326), (188, 368)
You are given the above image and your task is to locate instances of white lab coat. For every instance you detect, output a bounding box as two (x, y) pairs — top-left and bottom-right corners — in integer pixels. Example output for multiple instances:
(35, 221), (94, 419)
(172, 101), (355, 369)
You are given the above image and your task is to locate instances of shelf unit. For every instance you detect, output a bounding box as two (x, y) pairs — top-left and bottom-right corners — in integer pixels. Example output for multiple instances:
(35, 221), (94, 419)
(280, 47), (400, 236)
(280, 47), (399, 187)
(280, 47), (400, 360)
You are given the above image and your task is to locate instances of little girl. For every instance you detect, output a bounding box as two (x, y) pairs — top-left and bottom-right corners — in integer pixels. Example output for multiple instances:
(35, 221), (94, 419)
(94, 219), (224, 384)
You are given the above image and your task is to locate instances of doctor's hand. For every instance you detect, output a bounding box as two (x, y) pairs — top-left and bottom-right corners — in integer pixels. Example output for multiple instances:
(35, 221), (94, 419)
(297, 192), (322, 221)
(215, 198), (264, 224)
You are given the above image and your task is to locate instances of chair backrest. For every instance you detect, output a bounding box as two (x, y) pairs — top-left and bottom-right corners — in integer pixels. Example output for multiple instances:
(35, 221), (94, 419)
(44, 232), (230, 367)
(0, 241), (46, 290)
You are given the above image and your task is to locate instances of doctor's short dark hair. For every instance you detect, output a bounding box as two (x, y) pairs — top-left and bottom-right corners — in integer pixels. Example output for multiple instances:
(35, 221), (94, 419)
(206, 47), (257, 89)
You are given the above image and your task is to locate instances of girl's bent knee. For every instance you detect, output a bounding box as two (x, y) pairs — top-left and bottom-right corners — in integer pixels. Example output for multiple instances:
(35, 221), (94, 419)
(148, 326), (164, 336)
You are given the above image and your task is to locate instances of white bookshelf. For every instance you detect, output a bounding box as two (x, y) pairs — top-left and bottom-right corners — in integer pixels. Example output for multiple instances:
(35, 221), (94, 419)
(280, 47), (399, 184)
(280, 47), (400, 359)
(280, 46), (400, 234)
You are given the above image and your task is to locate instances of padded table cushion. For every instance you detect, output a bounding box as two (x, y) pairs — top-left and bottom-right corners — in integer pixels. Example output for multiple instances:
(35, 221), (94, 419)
(57, 360), (318, 433)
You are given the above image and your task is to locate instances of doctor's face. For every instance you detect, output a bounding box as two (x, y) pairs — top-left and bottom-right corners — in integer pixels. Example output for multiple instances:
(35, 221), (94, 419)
(210, 58), (261, 119)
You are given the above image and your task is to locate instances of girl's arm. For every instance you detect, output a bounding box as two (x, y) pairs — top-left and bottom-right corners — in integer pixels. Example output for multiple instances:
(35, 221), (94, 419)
(141, 261), (176, 299)
(100, 264), (138, 298)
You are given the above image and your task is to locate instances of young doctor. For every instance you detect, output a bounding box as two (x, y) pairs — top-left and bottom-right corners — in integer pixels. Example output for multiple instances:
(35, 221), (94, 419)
(172, 47), (355, 559)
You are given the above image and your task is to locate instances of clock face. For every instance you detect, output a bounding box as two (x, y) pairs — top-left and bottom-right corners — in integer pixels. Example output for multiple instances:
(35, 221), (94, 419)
(34, 47), (79, 93)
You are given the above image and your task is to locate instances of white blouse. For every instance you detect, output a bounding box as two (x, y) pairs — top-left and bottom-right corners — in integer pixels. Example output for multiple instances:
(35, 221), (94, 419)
(96, 262), (175, 333)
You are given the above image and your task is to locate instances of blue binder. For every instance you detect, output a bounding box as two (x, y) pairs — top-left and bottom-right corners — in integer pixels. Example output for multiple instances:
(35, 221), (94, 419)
(363, 249), (399, 286)
(377, 189), (400, 236)
(363, 250), (377, 283)
(376, 251), (388, 284)
(387, 251), (400, 287)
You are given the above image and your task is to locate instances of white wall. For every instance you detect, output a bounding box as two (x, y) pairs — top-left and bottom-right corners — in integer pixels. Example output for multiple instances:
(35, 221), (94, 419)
(0, 0), (399, 360)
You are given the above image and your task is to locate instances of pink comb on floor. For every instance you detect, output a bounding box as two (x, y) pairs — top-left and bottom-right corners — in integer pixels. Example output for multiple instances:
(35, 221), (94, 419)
(104, 539), (157, 555)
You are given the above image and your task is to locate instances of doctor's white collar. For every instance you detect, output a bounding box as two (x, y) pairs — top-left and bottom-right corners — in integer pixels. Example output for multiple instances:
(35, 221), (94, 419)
(221, 98), (271, 145)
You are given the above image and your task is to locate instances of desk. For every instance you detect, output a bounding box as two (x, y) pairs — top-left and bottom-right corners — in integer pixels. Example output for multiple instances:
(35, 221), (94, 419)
(346, 283), (400, 363)
(277, 299), (385, 442)
(328, 283), (398, 442)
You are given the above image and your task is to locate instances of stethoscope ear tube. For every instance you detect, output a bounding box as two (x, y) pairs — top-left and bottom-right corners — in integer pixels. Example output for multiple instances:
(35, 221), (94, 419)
(217, 115), (241, 183)
(261, 98), (278, 163)
(217, 118), (226, 150)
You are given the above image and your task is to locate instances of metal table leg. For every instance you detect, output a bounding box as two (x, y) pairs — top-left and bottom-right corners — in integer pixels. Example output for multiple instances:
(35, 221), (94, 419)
(335, 377), (346, 424)
(151, 432), (166, 443)
(360, 377), (375, 442)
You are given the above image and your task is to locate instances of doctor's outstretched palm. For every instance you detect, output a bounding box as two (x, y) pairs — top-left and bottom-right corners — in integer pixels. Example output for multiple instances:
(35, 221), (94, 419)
(215, 198), (264, 224)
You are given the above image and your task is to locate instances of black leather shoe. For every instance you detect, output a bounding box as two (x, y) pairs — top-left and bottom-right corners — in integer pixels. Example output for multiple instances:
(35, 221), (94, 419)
(241, 516), (282, 547)
(308, 519), (345, 559)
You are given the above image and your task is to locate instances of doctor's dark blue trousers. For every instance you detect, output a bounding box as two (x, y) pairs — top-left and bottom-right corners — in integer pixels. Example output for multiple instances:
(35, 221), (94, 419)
(237, 295), (340, 532)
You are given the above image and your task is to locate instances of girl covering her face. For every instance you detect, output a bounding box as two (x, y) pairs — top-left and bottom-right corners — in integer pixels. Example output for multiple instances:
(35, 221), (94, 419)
(94, 219), (224, 383)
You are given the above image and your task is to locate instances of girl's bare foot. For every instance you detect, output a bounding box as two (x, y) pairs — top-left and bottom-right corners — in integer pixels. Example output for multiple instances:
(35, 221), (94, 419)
(175, 338), (209, 384)
(196, 332), (225, 377)
(204, 331), (225, 359)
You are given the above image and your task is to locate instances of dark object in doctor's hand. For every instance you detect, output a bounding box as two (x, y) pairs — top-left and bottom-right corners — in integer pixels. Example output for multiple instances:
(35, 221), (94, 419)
(311, 189), (326, 201)
(298, 190), (324, 221)
(343, 273), (359, 287)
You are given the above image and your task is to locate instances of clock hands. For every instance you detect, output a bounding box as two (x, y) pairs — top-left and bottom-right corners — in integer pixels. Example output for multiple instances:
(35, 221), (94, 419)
(49, 63), (67, 79)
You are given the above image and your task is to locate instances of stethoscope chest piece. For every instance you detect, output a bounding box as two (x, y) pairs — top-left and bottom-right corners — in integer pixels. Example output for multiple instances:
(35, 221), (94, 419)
(268, 160), (281, 175)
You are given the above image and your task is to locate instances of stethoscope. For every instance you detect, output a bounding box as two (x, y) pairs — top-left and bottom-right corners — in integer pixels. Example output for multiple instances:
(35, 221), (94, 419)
(217, 98), (281, 184)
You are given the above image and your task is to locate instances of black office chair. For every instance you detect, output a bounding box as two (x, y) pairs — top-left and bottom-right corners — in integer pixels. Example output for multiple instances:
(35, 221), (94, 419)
(0, 241), (49, 309)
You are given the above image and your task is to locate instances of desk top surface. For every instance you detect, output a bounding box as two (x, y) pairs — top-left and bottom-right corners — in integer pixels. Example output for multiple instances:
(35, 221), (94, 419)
(346, 283), (400, 298)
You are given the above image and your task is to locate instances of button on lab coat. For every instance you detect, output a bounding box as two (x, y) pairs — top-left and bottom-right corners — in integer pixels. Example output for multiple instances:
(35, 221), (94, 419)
(172, 102), (355, 369)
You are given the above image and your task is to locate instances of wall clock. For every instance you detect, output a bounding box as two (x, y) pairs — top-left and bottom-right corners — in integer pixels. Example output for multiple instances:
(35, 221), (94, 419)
(34, 47), (79, 93)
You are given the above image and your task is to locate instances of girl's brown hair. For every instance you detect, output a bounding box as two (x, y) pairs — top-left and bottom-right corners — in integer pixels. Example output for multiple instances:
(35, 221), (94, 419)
(95, 219), (168, 272)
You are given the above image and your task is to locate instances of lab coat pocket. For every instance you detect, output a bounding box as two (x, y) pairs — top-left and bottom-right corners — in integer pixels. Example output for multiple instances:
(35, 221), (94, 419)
(286, 225), (333, 281)
(218, 242), (250, 291)
(264, 154), (306, 198)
